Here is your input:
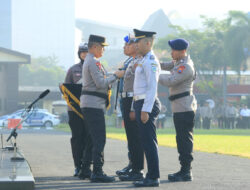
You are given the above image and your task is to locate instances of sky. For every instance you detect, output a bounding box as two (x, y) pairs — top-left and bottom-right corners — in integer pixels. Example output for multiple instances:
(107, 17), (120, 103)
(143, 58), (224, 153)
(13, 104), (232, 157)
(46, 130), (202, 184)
(75, 0), (249, 28)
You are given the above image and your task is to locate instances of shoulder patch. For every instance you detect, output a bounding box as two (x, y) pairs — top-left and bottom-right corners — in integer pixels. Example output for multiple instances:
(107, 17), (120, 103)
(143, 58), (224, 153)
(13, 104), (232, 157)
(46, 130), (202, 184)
(150, 55), (155, 60)
(151, 63), (157, 72)
(95, 62), (101, 70)
(177, 65), (185, 73)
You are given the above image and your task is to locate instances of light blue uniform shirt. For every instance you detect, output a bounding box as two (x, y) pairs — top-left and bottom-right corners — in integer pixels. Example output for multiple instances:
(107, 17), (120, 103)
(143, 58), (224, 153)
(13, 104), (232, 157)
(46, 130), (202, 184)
(133, 50), (161, 113)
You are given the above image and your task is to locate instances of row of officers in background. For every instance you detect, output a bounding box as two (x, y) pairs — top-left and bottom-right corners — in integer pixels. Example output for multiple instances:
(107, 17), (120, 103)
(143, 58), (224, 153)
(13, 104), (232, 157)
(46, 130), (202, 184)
(64, 28), (197, 187)
(195, 102), (250, 129)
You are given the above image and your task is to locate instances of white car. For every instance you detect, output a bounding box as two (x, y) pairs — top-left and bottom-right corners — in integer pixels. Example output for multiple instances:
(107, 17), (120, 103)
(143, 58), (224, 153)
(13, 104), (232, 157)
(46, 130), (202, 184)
(0, 110), (60, 128)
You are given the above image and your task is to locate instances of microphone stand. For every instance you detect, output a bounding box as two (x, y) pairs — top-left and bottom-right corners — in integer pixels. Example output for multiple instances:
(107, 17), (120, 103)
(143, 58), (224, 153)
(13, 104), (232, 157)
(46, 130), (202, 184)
(6, 110), (31, 162)
(5, 89), (50, 161)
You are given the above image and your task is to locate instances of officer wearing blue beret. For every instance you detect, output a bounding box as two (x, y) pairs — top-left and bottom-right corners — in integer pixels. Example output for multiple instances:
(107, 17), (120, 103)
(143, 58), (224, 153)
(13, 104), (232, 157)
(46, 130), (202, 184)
(168, 38), (189, 50)
(116, 35), (143, 179)
(132, 29), (161, 187)
(117, 35), (144, 182)
(159, 38), (197, 182)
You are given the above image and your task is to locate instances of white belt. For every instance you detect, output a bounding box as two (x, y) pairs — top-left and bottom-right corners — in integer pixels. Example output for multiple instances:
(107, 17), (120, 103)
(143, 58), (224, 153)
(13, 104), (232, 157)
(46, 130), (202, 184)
(121, 92), (134, 98)
(133, 94), (146, 101)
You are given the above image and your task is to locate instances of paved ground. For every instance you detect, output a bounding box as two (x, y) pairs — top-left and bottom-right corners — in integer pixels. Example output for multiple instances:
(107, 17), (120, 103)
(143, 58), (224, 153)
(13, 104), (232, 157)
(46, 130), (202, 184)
(1, 128), (250, 190)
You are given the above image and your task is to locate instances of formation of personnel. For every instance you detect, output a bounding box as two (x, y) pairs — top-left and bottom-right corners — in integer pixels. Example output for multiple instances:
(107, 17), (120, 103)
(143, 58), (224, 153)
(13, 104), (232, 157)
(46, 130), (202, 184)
(64, 29), (197, 187)
(196, 103), (250, 129)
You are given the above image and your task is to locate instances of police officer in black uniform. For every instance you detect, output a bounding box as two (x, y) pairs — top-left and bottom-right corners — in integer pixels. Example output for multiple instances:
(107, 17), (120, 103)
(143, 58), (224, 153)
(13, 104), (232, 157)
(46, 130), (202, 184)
(64, 43), (88, 176)
(159, 39), (197, 182)
(118, 35), (144, 181)
(80, 35), (125, 182)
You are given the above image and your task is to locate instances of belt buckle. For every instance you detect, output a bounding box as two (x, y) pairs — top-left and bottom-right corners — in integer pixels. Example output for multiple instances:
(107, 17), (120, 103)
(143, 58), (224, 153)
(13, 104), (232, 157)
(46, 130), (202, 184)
(127, 92), (133, 97)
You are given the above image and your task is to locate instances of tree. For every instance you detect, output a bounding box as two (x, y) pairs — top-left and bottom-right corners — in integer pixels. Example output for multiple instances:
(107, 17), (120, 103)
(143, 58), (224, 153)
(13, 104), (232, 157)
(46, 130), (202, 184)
(155, 11), (250, 103)
(19, 55), (66, 86)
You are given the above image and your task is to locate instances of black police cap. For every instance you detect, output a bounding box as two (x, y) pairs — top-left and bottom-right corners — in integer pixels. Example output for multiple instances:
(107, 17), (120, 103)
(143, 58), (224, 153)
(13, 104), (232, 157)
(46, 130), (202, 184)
(88, 35), (108, 46)
(133, 29), (156, 39)
(168, 39), (189, 50)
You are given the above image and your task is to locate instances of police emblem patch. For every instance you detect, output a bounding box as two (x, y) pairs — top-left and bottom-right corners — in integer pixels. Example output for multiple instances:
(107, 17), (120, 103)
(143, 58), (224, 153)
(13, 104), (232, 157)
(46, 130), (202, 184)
(151, 63), (157, 72)
(177, 65), (185, 73)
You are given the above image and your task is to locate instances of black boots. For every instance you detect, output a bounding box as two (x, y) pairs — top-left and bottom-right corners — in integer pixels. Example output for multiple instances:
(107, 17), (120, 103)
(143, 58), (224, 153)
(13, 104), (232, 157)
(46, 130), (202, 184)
(78, 163), (91, 180)
(133, 177), (160, 187)
(168, 167), (193, 182)
(90, 167), (115, 183)
(116, 162), (132, 176)
(119, 170), (143, 181)
(73, 167), (81, 177)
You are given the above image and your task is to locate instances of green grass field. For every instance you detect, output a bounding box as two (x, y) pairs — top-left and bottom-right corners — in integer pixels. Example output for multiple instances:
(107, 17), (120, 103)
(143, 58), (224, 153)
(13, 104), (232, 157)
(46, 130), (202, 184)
(56, 124), (250, 159)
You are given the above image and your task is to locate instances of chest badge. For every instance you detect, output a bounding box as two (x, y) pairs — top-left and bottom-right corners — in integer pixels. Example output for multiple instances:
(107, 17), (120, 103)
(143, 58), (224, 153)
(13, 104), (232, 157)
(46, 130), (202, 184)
(96, 62), (101, 70)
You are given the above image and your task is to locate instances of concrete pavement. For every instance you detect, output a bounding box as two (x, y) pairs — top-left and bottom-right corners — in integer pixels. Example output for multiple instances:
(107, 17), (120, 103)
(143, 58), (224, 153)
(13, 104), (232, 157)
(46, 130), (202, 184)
(1, 129), (250, 190)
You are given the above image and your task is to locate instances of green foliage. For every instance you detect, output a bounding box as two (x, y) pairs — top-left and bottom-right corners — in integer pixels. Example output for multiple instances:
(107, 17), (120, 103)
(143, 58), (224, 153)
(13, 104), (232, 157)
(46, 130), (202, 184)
(155, 11), (250, 100)
(19, 55), (66, 86)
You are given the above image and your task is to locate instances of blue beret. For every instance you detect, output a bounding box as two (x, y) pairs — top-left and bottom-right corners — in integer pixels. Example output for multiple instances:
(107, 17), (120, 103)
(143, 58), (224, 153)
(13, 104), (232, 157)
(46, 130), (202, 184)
(124, 35), (137, 44)
(124, 35), (129, 43)
(168, 39), (189, 50)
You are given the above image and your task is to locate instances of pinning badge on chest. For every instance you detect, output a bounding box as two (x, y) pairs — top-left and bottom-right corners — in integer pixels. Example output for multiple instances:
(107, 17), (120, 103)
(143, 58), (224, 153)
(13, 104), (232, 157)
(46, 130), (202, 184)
(96, 62), (102, 70)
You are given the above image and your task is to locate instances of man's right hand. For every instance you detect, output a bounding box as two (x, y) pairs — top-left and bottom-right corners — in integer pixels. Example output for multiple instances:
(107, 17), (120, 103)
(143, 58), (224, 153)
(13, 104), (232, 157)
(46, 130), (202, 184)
(129, 111), (136, 121)
(114, 70), (125, 78)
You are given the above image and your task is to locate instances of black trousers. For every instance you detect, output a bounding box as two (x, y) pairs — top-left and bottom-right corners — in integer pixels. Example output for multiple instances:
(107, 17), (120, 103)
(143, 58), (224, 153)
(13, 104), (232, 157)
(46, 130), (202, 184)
(225, 117), (235, 129)
(194, 115), (201, 129)
(68, 111), (86, 169)
(218, 117), (224, 128)
(81, 108), (106, 170)
(134, 99), (161, 179)
(202, 117), (211, 129)
(173, 111), (195, 170)
(122, 97), (144, 171)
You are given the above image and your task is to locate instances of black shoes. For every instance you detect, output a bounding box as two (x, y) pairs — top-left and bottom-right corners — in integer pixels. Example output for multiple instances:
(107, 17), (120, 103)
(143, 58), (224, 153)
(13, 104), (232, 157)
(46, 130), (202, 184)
(78, 168), (91, 180)
(133, 177), (160, 187)
(116, 163), (132, 176)
(73, 168), (80, 177)
(168, 170), (193, 182)
(119, 171), (143, 181)
(91, 171), (115, 183)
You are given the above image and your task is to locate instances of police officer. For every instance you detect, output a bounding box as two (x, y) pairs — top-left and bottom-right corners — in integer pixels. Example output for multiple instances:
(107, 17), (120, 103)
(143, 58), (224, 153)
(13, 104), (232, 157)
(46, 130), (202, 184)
(159, 38), (197, 182)
(80, 34), (124, 182)
(132, 29), (161, 187)
(118, 35), (144, 181)
(64, 42), (88, 176)
(115, 36), (134, 176)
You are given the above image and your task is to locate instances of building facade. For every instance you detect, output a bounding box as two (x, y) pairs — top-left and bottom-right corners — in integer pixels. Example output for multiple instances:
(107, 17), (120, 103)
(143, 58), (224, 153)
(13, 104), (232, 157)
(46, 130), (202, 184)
(0, 0), (75, 69)
(0, 47), (30, 115)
